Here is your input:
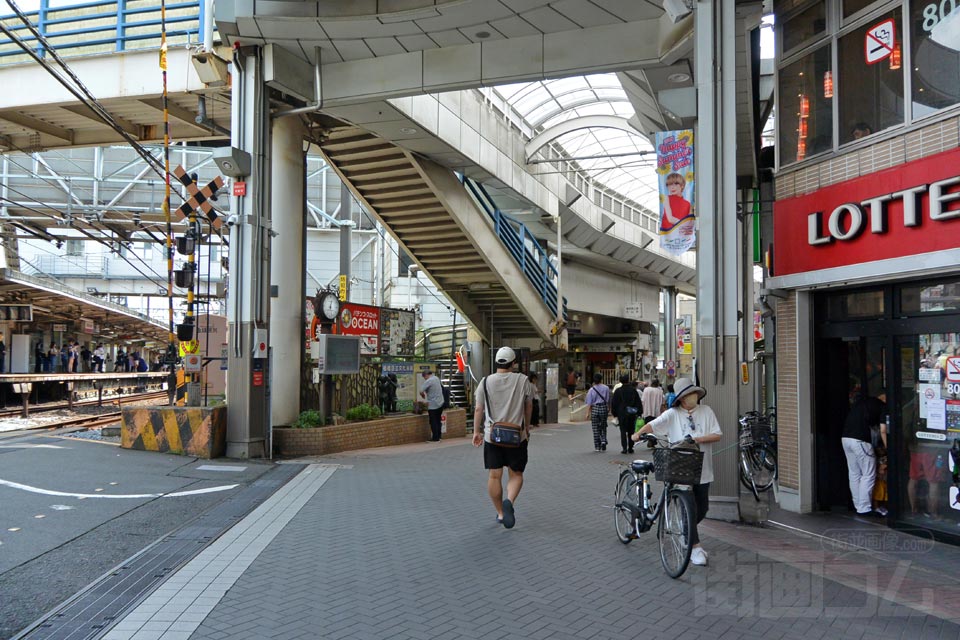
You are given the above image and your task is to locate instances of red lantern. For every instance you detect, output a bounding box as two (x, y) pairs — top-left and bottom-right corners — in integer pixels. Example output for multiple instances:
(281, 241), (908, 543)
(798, 118), (808, 139)
(823, 70), (833, 98)
(799, 95), (810, 119)
(797, 139), (806, 161)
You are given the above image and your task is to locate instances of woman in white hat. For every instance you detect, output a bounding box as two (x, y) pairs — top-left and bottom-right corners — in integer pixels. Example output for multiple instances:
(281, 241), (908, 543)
(631, 378), (722, 567)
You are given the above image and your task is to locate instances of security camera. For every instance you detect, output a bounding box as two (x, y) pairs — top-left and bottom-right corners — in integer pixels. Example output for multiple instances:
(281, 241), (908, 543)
(663, 0), (694, 23)
(225, 213), (240, 227)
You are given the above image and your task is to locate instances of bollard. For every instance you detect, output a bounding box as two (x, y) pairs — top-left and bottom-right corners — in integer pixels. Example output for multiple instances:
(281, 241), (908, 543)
(97, 381), (104, 407)
(13, 383), (32, 418)
(66, 382), (74, 410)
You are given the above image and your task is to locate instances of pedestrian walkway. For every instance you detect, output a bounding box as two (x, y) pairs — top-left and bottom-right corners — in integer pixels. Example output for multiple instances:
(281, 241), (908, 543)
(100, 423), (960, 640)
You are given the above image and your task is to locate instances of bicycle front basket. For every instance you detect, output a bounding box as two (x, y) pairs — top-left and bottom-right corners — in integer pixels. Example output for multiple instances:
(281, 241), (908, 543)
(653, 448), (704, 485)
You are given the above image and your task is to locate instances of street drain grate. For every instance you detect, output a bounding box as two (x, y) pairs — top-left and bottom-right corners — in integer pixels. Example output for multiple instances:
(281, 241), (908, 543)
(13, 464), (305, 640)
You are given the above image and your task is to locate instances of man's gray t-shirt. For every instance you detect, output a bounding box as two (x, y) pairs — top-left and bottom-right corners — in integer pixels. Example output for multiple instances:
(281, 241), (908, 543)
(421, 375), (444, 410)
(475, 372), (531, 443)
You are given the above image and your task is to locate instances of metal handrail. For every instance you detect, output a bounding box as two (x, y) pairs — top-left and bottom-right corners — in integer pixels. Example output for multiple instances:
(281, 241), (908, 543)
(0, 0), (206, 61)
(459, 174), (566, 318)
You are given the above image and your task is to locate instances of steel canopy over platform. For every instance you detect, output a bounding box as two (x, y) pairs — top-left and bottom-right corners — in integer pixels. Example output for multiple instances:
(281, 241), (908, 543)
(0, 268), (169, 344)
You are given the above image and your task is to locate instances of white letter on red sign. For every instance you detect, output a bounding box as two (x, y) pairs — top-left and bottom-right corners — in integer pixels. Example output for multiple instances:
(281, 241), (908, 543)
(893, 185), (926, 227)
(808, 211), (832, 245)
(828, 203), (864, 241)
(929, 176), (960, 221)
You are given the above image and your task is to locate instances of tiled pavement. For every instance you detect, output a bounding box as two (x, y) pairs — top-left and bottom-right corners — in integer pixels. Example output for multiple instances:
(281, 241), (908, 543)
(106, 423), (960, 640)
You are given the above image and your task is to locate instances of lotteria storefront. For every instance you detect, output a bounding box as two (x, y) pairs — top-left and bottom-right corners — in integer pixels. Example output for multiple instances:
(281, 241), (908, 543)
(769, 147), (960, 541)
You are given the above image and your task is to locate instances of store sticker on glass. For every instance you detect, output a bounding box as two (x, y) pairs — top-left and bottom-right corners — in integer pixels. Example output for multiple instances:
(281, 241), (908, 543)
(927, 399), (947, 430)
(917, 430), (946, 441)
(919, 383), (940, 419)
(946, 399), (960, 431)
(919, 368), (941, 383)
(950, 486), (960, 512)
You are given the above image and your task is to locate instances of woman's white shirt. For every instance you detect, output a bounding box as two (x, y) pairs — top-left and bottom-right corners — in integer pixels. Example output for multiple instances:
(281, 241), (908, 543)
(646, 404), (722, 484)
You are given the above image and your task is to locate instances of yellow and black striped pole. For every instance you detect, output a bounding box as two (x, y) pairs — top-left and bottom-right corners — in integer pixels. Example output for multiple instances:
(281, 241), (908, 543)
(160, 0), (175, 405)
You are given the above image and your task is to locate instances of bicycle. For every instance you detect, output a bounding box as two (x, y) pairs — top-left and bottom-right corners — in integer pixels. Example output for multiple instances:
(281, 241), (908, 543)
(613, 434), (703, 579)
(738, 409), (778, 501)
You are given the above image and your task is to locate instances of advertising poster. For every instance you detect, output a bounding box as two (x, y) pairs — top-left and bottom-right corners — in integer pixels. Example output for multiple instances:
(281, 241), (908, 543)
(655, 130), (696, 256)
(380, 308), (416, 357)
(382, 361), (415, 411)
(336, 302), (380, 355)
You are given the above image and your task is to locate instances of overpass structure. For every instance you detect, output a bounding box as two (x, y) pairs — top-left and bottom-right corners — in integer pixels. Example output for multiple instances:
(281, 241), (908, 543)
(0, 0), (768, 520)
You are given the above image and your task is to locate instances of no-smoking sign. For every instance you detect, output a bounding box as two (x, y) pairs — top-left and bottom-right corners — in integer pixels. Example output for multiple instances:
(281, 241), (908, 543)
(865, 19), (895, 64)
(946, 356), (960, 382)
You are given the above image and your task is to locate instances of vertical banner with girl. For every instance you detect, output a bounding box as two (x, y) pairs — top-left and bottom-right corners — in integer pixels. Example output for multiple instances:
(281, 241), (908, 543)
(655, 130), (696, 256)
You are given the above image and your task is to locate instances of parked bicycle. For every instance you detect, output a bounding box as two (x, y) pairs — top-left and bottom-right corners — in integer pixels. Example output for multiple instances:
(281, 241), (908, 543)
(613, 434), (703, 579)
(738, 408), (777, 501)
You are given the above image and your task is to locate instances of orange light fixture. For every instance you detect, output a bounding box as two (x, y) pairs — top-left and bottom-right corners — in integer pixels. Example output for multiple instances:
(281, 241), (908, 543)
(799, 94), (810, 118)
(890, 43), (901, 70)
(823, 70), (833, 98)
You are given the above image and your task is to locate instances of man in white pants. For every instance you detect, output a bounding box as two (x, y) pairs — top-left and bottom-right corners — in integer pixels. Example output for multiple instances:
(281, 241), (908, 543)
(841, 394), (885, 517)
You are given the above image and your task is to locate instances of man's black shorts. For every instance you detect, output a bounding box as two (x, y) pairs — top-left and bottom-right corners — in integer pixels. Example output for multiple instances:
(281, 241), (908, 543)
(484, 440), (528, 472)
(566, 385), (576, 396)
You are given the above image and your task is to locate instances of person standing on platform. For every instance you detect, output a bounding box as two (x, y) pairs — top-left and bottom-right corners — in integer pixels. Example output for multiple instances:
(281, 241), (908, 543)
(585, 373), (612, 452)
(473, 347), (533, 529)
(642, 378), (665, 424)
(419, 370), (444, 442)
(48, 343), (59, 372)
(114, 348), (124, 372)
(34, 341), (44, 373)
(93, 344), (106, 373)
(81, 344), (91, 372)
(0, 335), (6, 373)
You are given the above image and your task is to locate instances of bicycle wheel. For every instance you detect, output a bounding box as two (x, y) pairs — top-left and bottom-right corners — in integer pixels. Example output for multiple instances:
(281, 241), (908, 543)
(739, 447), (760, 501)
(614, 470), (637, 544)
(748, 443), (777, 492)
(657, 489), (694, 579)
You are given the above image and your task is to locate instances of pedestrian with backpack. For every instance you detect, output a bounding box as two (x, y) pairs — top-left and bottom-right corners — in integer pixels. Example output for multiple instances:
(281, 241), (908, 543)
(585, 373), (612, 451)
(419, 370), (444, 442)
(611, 375), (641, 454)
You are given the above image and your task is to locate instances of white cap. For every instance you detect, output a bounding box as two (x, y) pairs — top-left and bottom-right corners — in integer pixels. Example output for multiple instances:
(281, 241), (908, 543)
(495, 346), (516, 366)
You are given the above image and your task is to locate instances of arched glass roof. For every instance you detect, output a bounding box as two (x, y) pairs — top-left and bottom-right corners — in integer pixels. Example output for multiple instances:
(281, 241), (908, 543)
(488, 74), (659, 211)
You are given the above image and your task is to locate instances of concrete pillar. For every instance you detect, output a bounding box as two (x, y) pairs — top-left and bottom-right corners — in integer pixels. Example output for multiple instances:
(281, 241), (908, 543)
(695, 0), (745, 520)
(226, 48), (271, 459)
(663, 287), (677, 367)
(269, 115), (306, 428)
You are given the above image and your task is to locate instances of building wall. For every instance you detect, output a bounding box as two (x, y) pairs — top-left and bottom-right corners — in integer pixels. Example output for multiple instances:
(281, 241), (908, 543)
(775, 292), (799, 491)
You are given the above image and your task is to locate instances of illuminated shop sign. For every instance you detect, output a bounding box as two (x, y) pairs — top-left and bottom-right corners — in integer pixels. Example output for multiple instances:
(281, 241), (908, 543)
(774, 147), (960, 277)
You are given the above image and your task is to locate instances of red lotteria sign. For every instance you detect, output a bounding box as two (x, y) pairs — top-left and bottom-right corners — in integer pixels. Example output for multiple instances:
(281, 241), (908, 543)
(774, 147), (960, 277)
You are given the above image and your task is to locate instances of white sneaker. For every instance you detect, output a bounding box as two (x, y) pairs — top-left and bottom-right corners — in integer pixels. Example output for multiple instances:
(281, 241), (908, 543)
(690, 547), (708, 566)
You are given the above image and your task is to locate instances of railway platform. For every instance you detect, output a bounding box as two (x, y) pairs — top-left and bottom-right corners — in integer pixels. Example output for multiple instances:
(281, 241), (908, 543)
(5, 423), (960, 640)
(0, 372), (169, 416)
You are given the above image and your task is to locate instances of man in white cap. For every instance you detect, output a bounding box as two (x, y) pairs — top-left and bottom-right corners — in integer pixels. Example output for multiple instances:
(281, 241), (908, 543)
(632, 378), (722, 566)
(473, 346), (533, 529)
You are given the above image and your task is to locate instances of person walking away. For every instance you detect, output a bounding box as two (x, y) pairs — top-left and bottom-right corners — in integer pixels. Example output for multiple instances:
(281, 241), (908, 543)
(632, 378), (722, 567)
(841, 393), (886, 517)
(473, 346), (533, 529)
(114, 348), (124, 372)
(419, 370), (444, 441)
(642, 378), (664, 424)
(34, 341), (44, 373)
(528, 372), (540, 427)
(611, 375), (642, 453)
(585, 373), (612, 452)
(565, 367), (578, 404)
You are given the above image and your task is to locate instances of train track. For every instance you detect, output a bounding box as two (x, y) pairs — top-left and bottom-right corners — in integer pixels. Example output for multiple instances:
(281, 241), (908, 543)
(0, 391), (169, 420)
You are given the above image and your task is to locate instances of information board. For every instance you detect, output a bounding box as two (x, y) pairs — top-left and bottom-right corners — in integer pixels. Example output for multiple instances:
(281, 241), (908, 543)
(380, 308), (416, 357)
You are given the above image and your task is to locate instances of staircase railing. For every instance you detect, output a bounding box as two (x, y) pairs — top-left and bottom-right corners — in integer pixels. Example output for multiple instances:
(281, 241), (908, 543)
(459, 175), (566, 319)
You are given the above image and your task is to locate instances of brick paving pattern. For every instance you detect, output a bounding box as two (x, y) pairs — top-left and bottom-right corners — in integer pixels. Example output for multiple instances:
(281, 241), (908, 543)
(186, 424), (960, 640)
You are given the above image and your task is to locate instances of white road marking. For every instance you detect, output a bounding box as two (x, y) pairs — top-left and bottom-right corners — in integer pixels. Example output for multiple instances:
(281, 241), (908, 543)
(0, 478), (239, 499)
(0, 444), (65, 449)
(196, 465), (247, 472)
(50, 505), (75, 510)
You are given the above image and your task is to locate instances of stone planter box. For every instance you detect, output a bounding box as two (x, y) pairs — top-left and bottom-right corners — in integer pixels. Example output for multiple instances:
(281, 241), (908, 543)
(121, 406), (227, 459)
(274, 408), (466, 457)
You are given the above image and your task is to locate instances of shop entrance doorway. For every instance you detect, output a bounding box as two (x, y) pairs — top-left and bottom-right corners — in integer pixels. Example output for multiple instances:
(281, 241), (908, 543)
(814, 335), (888, 511)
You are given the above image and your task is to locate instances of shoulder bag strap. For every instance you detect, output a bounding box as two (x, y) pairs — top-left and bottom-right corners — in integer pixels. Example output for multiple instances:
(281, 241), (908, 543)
(483, 377), (496, 424)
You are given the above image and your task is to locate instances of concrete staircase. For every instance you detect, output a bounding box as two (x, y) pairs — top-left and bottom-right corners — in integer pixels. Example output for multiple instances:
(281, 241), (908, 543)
(318, 126), (563, 343)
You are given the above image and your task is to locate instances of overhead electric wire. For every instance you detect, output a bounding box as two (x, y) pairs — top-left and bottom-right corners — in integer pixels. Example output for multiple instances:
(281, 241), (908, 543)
(1, 0), (166, 178)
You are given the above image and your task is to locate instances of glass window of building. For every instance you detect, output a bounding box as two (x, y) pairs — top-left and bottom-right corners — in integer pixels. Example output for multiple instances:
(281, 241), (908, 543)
(910, 0), (960, 119)
(778, 45), (833, 164)
(398, 248), (415, 277)
(901, 279), (960, 314)
(843, 0), (880, 19)
(782, 1), (827, 53)
(825, 289), (886, 319)
(838, 10), (904, 144)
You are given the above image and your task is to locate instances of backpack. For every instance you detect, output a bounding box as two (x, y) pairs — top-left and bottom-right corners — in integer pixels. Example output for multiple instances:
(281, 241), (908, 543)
(566, 371), (577, 386)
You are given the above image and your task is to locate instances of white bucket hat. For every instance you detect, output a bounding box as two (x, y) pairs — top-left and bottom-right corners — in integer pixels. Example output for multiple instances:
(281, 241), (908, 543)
(672, 377), (706, 406)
